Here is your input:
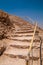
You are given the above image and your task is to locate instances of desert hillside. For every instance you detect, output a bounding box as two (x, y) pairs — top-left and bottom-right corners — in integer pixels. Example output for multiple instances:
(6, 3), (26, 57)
(0, 10), (43, 65)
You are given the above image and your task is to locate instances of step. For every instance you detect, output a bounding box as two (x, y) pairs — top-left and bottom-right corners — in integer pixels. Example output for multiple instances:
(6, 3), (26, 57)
(29, 56), (39, 60)
(9, 33), (38, 37)
(3, 39), (40, 48)
(4, 53), (39, 60)
(6, 33), (34, 37)
(20, 26), (33, 29)
(6, 32), (38, 37)
(4, 46), (28, 57)
(30, 49), (39, 57)
(8, 38), (40, 43)
(15, 31), (39, 34)
(21, 28), (33, 30)
(9, 36), (40, 40)
(19, 27), (33, 30)
(4, 54), (27, 59)
(20, 28), (33, 31)
(10, 44), (40, 49)
(4, 46), (39, 60)
(0, 55), (26, 65)
(9, 36), (33, 40)
(11, 35), (33, 37)
(7, 34), (40, 41)
(10, 45), (36, 49)
(16, 29), (34, 32)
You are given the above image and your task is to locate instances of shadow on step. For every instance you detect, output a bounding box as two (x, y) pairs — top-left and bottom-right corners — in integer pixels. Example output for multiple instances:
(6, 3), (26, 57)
(0, 47), (6, 56)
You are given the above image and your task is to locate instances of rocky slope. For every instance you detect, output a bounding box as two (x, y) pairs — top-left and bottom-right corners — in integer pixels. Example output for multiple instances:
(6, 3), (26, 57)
(0, 10), (43, 65)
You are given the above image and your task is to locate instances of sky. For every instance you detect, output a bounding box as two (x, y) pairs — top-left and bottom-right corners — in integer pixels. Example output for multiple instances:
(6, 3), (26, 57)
(0, 0), (43, 28)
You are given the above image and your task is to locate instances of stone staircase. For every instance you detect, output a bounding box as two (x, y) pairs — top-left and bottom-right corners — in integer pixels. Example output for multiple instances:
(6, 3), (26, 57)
(0, 10), (43, 65)
(3, 23), (40, 61)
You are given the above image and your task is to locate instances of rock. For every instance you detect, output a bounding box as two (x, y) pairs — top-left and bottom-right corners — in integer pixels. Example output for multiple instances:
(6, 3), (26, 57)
(0, 10), (10, 26)
(0, 10), (14, 39)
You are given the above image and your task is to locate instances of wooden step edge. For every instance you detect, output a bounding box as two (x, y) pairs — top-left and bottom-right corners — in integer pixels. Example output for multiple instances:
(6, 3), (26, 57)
(7, 38), (40, 42)
(6, 34), (33, 37)
(8, 33), (38, 37)
(6, 34), (38, 38)
(10, 45), (30, 49)
(29, 56), (39, 60)
(4, 53), (39, 60)
(11, 35), (33, 37)
(35, 47), (43, 49)
(16, 30), (34, 32)
(10, 45), (36, 49)
(16, 31), (39, 33)
(21, 29), (33, 30)
(4, 53), (27, 59)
